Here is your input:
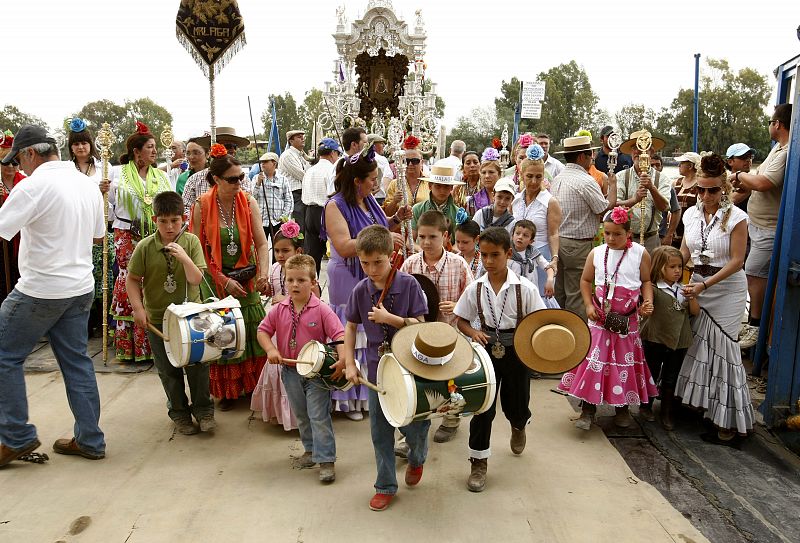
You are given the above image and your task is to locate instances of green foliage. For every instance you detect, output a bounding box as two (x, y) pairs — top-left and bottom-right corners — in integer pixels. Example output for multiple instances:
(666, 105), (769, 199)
(657, 58), (772, 157)
(614, 104), (659, 140)
(447, 107), (499, 153)
(0, 105), (47, 134)
(260, 93), (303, 151)
(535, 61), (599, 147)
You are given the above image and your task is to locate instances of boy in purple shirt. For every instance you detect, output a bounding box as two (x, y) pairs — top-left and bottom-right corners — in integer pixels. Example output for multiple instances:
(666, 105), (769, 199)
(258, 255), (345, 483)
(339, 225), (428, 512)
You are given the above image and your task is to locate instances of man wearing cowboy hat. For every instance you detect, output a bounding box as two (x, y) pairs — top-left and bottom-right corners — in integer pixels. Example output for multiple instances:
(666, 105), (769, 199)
(550, 135), (618, 319)
(616, 130), (671, 254)
(278, 129), (310, 233)
(181, 128), (254, 215)
(302, 138), (341, 273)
(410, 165), (465, 241)
(253, 151), (293, 242)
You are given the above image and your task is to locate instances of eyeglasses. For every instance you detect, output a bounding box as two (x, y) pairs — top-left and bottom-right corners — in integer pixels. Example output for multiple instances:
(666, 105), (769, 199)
(221, 173), (245, 184)
(406, 158), (422, 165)
(696, 186), (721, 194)
(1, 160), (18, 167)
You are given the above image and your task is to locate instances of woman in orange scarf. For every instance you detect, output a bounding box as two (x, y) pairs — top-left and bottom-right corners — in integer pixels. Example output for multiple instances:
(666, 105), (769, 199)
(191, 149), (271, 409)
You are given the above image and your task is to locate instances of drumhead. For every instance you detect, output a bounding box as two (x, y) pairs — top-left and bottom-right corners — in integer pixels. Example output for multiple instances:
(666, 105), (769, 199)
(164, 308), (189, 368)
(229, 307), (247, 359)
(296, 341), (323, 377)
(377, 354), (416, 428)
(470, 342), (497, 416)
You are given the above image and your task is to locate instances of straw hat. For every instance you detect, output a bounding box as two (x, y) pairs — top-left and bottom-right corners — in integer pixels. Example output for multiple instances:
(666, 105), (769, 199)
(195, 127), (250, 149)
(391, 322), (473, 380)
(513, 309), (591, 374)
(618, 129), (666, 156)
(418, 165), (465, 185)
(552, 135), (600, 155)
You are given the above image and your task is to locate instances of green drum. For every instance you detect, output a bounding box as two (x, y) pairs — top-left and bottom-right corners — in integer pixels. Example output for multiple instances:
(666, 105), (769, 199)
(377, 342), (497, 428)
(296, 340), (353, 391)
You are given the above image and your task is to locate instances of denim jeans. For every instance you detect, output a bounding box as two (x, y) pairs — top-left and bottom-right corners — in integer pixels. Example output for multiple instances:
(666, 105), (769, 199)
(0, 289), (105, 455)
(281, 365), (336, 463)
(368, 388), (430, 495)
(147, 329), (213, 422)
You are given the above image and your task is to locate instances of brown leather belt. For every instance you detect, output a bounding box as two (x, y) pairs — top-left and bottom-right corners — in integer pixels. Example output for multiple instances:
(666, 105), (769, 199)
(694, 264), (722, 277)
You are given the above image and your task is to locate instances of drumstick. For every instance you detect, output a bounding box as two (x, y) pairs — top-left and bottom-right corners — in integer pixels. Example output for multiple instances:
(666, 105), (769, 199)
(280, 358), (314, 365)
(358, 378), (386, 395)
(147, 323), (168, 341)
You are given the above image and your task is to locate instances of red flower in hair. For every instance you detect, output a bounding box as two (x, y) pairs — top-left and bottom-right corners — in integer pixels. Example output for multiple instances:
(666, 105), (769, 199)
(403, 135), (420, 150)
(492, 138), (503, 150)
(135, 121), (150, 135)
(210, 143), (227, 158)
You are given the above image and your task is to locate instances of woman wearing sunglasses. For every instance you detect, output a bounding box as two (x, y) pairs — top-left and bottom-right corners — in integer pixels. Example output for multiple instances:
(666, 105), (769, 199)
(109, 122), (172, 363)
(191, 149), (271, 410)
(382, 148), (430, 217)
(0, 130), (25, 302)
(675, 153), (753, 446)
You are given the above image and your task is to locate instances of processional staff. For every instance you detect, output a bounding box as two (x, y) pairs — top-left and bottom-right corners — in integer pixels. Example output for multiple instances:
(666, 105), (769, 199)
(96, 123), (114, 365)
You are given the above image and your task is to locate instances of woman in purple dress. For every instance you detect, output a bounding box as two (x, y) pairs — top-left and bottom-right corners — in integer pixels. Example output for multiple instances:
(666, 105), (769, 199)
(321, 147), (411, 419)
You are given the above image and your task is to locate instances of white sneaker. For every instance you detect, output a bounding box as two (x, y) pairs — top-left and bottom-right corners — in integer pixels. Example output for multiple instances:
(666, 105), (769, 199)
(344, 411), (364, 421)
(738, 325), (759, 349)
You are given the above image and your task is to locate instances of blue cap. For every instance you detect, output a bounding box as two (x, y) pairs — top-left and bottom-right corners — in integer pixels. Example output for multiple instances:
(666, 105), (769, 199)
(319, 138), (342, 153)
(725, 143), (754, 159)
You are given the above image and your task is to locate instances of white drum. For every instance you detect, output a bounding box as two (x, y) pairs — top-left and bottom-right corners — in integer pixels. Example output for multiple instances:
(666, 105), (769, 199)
(163, 298), (246, 368)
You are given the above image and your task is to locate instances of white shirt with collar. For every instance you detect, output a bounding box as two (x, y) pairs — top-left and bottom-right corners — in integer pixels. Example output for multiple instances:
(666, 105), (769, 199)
(277, 146), (309, 191)
(544, 154), (565, 178)
(454, 268), (545, 329)
(374, 153), (392, 199)
(302, 158), (335, 207)
(656, 280), (686, 306)
(511, 189), (552, 247)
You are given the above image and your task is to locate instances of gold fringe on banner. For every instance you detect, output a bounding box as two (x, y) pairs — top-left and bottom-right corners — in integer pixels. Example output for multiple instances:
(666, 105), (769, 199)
(176, 0), (247, 78)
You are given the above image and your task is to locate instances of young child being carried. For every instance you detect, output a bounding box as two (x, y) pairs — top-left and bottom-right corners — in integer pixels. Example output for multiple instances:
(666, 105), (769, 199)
(454, 219), (484, 279)
(454, 226), (546, 492)
(257, 254), (344, 483)
(639, 246), (698, 430)
(508, 219), (558, 309)
(127, 191), (212, 436)
(472, 178), (517, 233)
(401, 210), (473, 444)
(251, 221), (320, 429)
(558, 207), (658, 430)
(338, 225), (429, 512)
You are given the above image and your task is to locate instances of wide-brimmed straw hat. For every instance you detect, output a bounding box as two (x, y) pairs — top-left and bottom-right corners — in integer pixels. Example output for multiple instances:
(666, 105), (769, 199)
(195, 127), (250, 149)
(391, 322), (473, 380)
(418, 165), (465, 186)
(552, 135), (600, 155)
(513, 309), (591, 374)
(618, 129), (666, 156)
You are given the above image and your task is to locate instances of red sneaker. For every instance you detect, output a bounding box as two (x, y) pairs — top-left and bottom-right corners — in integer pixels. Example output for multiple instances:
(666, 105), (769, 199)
(369, 493), (394, 511)
(405, 464), (423, 486)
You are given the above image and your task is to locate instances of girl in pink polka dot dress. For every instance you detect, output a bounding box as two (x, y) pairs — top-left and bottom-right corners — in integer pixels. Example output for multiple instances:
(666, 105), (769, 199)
(558, 207), (659, 430)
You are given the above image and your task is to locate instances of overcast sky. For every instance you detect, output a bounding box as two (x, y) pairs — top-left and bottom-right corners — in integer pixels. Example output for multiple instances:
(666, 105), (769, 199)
(4, 0), (799, 141)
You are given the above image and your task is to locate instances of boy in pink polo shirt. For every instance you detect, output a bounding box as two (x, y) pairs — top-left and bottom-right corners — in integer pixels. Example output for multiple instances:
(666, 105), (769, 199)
(257, 255), (344, 483)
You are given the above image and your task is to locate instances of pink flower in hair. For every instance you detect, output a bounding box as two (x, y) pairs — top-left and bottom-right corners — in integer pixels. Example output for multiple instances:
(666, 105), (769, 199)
(518, 133), (534, 147)
(280, 220), (301, 239)
(610, 206), (629, 225)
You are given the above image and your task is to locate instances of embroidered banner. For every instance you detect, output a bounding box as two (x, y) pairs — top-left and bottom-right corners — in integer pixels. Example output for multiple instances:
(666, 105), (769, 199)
(176, 0), (246, 78)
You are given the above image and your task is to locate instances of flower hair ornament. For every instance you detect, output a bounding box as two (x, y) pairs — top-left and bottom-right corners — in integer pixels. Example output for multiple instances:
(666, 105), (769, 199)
(403, 134), (420, 150)
(491, 137), (503, 151)
(0, 129), (13, 148)
(517, 133), (534, 148)
(279, 219), (304, 240)
(574, 129), (592, 139)
(348, 143), (376, 165)
(69, 118), (87, 133)
(209, 143), (228, 158)
(481, 147), (500, 162)
(526, 144), (545, 161)
(135, 121), (151, 135)
(607, 206), (631, 225)
(455, 207), (469, 226)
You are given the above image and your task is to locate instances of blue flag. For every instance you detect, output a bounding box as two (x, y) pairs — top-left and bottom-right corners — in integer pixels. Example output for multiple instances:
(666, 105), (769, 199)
(268, 98), (282, 154)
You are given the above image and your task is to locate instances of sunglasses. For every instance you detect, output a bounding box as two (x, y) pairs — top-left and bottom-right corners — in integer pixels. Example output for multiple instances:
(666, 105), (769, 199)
(406, 158), (422, 165)
(2, 160), (18, 167)
(220, 173), (245, 184)
(696, 186), (722, 194)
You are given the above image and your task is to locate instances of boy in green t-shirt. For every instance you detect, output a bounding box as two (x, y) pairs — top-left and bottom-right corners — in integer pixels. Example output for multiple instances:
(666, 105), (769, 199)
(127, 191), (212, 435)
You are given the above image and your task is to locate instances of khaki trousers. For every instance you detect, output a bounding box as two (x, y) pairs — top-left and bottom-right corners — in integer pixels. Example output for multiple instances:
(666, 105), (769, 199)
(555, 237), (594, 321)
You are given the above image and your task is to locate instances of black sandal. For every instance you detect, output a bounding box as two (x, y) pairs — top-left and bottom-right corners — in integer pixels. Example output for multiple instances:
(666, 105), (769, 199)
(700, 431), (742, 449)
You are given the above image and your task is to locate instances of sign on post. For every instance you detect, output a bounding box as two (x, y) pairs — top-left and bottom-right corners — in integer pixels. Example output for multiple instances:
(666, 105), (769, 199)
(520, 80), (546, 120)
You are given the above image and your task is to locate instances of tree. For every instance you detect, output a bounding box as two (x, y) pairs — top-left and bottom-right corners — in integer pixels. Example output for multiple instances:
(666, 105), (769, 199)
(122, 98), (174, 148)
(659, 58), (771, 157)
(614, 104), (658, 141)
(446, 107), (499, 153)
(260, 92), (303, 150)
(0, 105), (48, 134)
(535, 61), (599, 148)
(298, 88), (324, 136)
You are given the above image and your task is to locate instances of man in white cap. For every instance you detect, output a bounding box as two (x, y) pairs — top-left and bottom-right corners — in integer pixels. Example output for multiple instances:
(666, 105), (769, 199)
(725, 143), (755, 211)
(278, 129), (310, 232)
(0, 125), (106, 466)
(550, 135), (618, 319)
(302, 138), (341, 273)
(730, 103), (792, 350)
(253, 151), (293, 241)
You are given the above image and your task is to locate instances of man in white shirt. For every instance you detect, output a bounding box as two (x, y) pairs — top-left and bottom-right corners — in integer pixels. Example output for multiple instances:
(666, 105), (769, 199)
(0, 125), (107, 466)
(436, 140), (466, 182)
(536, 133), (565, 179)
(369, 134), (394, 205)
(277, 129), (310, 233)
(302, 138), (341, 273)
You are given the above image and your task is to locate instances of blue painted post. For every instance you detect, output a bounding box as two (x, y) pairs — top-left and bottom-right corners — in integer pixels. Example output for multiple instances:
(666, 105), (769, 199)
(693, 54), (700, 153)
